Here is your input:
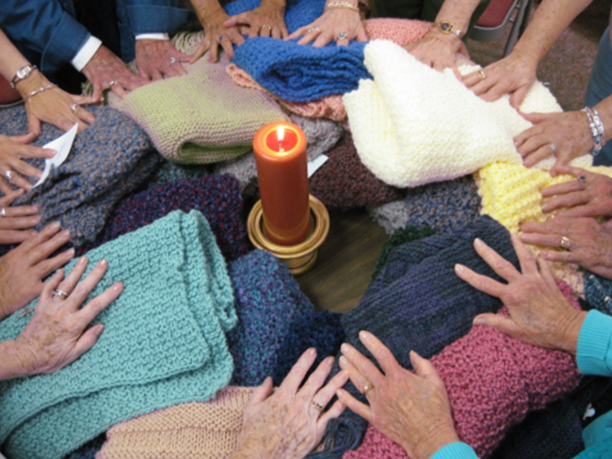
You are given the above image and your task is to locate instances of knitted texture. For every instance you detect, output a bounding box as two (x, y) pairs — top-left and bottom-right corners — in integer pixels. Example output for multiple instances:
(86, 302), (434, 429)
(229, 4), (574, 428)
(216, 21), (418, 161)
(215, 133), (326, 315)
(0, 211), (236, 459)
(96, 387), (254, 459)
(309, 132), (405, 210)
(110, 52), (288, 164)
(144, 160), (209, 189)
(0, 105), (159, 250)
(344, 282), (582, 459)
(344, 40), (592, 188)
(214, 113), (344, 191)
(573, 436), (612, 459)
(65, 435), (107, 459)
(80, 175), (250, 261)
(227, 249), (315, 386)
(368, 175), (481, 235)
(584, 272), (612, 316)
(313, 216), (519, 458)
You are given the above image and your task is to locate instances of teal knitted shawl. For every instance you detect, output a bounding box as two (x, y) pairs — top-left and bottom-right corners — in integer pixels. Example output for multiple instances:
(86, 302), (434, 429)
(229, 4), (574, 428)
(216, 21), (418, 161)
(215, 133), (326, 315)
(0, 210), (236, 459)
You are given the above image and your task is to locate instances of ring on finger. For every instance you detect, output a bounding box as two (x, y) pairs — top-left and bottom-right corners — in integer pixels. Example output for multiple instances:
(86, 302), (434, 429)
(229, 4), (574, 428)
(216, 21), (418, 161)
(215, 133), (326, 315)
(560, 236), (571, 250)
(337, 31), (348, 41)
(578, 175), (587, 187)
(169, 56), (177, 64)
(261, 24), (272, 31)
(311, 400), (324, 411)
(0, 206), (6, 218)
(217, 35), (224, 43)
(109, 80), (117, 87)
(52, 289), (69, 300)
(363, 384), (374, 395)
(549, 143), (558, 152)
(308, 27), (320, 33)
(478, 69), (486, 80)
(5, 170), (12, 182)
(71, 103), (78, 114)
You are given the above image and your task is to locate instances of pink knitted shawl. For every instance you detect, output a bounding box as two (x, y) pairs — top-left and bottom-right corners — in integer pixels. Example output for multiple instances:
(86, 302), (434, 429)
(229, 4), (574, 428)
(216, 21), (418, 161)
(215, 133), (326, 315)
(226, 18), (433, 121)
(344, 281), (582, 459)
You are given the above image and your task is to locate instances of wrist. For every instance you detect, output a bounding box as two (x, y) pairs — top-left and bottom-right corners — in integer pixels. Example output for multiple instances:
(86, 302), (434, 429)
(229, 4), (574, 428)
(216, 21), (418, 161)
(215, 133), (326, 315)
(14, 69), (48, 97)
(0, 340), (33, 380)
(405, 425), (460, 459)
(554, 309), (587, 355)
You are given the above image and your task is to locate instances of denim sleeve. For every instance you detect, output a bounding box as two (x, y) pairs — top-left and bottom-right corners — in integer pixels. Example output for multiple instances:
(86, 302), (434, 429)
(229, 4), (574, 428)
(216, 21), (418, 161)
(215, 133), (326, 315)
(122, 0), (190, 35)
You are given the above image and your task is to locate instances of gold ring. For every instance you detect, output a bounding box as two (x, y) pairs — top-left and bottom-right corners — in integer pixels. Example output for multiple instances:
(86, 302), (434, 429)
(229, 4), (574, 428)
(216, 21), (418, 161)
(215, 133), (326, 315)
(560, 236), (571, 250)
(311, 400), (324, 411)
(71, 103), (78, 113)
(261, 24), (272, 30)
(478, 69), (486, 80)
(52, 289), (69, 300)
(363, 384), (374, 395)
(109, 80), (117, 86)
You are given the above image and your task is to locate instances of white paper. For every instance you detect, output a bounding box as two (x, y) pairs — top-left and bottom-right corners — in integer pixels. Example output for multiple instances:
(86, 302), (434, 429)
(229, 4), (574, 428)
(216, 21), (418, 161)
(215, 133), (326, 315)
(34, 124), (78, 188)
(307, 154), (329, 178)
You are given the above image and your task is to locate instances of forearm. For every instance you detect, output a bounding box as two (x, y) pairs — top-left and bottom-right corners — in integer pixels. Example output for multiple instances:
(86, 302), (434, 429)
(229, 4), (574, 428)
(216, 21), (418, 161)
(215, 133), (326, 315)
(0, 29), (30, 83)
(591, 94), (612, 144)
(189, 0), (225, 22)
(0, 340), (30, 381)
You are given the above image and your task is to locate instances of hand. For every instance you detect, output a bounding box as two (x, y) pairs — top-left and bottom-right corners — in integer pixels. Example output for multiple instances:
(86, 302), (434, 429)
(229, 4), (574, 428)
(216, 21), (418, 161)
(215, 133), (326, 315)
(539, 166), (612, 217)
(519, 217), (612, 279)
(336, 332), (459, 459)
(287, 7), (367, 47)
(455, 234), (586, 354)
(12, 257), (122, 376)
(229, 349), (348, 459)
(224, 0), (288, 39)
(135, 39), (191, 81)
(15, 70), (95, 136)
(82, 45), (148, 102)
(514, 111), (592, 168)
(0, 133), (56, 191)
(404, 30), (464, 78)
(191, 6), (245, 63)
(0, 222), (74, 320)
(0, 189), (41, 245)
(462, 50), (537, 108)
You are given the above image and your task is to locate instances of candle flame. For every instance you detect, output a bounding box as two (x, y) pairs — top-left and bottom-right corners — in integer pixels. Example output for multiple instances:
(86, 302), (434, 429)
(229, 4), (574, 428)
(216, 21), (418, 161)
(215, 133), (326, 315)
(277, 126), (285, 152)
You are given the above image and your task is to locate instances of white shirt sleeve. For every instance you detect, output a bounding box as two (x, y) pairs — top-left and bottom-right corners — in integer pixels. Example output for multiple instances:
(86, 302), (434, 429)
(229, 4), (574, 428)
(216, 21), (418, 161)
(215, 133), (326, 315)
(135, 33), (170, 40)
(70, 36), (103, 72)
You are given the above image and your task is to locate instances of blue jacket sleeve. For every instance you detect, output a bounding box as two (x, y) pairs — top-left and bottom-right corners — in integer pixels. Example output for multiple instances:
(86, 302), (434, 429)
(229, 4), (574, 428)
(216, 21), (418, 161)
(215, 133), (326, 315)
(122, 0), (191, 36)
(0, 0), (91, 74)
(577, 310), (612, 377)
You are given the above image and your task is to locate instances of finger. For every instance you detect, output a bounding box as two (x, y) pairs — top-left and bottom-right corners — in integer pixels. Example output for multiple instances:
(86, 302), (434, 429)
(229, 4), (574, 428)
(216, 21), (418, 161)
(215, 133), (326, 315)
(0, 229), (38, 245)
(313, 32), (334, 48)
(74, 103), (96, 125)
(249, 376), (274, 407)
(12, 159), (44, 181)
(272, 26), (282, 40)
(538, 249), (576, 264)
(224, 13), (247, 28)
(209, 41), (220, 63)
(510, 233), (539, 276)
(67, 259), (109, 308)
(0, 215), (41, 230)
(17, 221), (61, 252)
(278, 348), (317, 393)
(473, 313), (522, 338)
(27, 114), (42, 138)
(287, 26), (308, 40)
(39, 269), (65, 303)
(473, 237), (522, 282)
(410, 350), (446, 392)
(150, 69), (164, 82)
(163, 64), (184, 78)
(220, 37), (236, 60)
(0, 188), (26, 206)
(336, 388), (371, 420)
(522, 145), (555, 168)
(280, 24), (289, 39)
(549, 165), (589, 180)
(79, 281), (123, 324)
(454, 263), (506, 298)
(340, 341), (385, 388)
(299, 356), (336, 401)
(228, 29), (245, 46)
(35, 247), (75, 280)
(312, 369), (349, 411)
(541, 179), (583, 198)
(519, 231), (563, 249)
(337, 37), (349, 47)
(520, 112), (549, 124)
(297, 30), (318, 45)
(10, 132), (38, 145)
(91, 82), (103, 104)
(55, 256), (89, 298)
(260, 24), (272, 38)
(62, 323), (105, 370)
(9, 173), (34, 192)
(318, 399), (346, 426)
(11, 143), (56, 159)
(358, 330), (401, 376)
(536, 256), (558, 285)
(28, 228), (71, 264)
(541, 191), (589, 213)
(190, 41), (208, 64)
(509, 85), (530, 110)
(0, 177), (12, 195)
(356, 28), (368, 42)
(111, 84), (128, 100)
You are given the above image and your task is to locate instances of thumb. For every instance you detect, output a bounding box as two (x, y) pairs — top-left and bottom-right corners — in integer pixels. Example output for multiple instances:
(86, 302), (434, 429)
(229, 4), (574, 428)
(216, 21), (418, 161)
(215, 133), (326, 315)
(473, 313), (522, 338)
(410, 350), (445, 390)
(10, 131), (38, 144)
(509, 85), (530, 110)
(520, 111), (548, 124)
(27, 113), (42, 138)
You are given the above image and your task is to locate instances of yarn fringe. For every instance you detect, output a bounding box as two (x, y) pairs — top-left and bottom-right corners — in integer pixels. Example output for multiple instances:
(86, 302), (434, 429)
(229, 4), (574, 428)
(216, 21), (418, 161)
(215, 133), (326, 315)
(307, 419), (363, 459)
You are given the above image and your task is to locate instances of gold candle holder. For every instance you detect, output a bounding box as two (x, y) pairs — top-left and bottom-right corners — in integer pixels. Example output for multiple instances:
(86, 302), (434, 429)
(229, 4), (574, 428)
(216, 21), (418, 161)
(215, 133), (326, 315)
(247, 194), (330, 276)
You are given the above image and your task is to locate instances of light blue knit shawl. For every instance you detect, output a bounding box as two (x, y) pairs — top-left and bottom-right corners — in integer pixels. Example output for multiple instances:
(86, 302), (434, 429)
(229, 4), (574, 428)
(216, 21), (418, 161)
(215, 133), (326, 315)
(0, 210), (236, 459)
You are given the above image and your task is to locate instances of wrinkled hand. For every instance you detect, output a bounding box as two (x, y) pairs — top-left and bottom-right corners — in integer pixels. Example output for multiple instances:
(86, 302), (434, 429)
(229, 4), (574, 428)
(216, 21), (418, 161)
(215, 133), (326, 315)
(0, 222), (74, 320)
(13, 257), (122, 376)
(287, 7), (366, 47)
(462, 50), (537, 108)
(135, 39), (190, 81)
(539, 166), (612, 217)
(0, 133), (55, 191)
(82, 45), (147, 102)
(229, 349), (348, 459)
(514, 111), (592, 168)
(0, 189), (41, 245)
(404, 31), (464, 78)
(455, 234), (586, 354)
(520, 217), (612, 279)
(336, 332), (459, 459)
(224, 0), (288, 39)
(192, 7), (245, 63)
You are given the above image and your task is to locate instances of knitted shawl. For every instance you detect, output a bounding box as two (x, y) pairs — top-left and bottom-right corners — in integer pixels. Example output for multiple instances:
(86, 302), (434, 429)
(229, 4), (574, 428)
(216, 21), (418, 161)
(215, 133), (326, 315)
(368, 175), (481, 235)
(343, 40), (592, 188)
(584, 272), (612, 316)
(109, 51), (288, 164)
(0, 211), (236, 459)
(0, 105), (159, 250)
(143, 161), (209, 190)
(96, 387), (254, 459)
(312, 215), (519, 458)
(309, 132), (405, 210)
(80, 175), (250, 261)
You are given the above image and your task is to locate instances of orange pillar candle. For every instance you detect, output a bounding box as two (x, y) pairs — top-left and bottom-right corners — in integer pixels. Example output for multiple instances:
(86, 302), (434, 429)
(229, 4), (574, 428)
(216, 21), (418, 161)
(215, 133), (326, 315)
(253, 122), (310, 246)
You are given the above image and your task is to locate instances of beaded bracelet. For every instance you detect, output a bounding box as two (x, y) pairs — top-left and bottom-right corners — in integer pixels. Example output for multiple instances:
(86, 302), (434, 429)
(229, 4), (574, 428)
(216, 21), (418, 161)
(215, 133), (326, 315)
(582, 106), (606, 156)
(23, 84), (57, 102)
(326, 1), (360, 12)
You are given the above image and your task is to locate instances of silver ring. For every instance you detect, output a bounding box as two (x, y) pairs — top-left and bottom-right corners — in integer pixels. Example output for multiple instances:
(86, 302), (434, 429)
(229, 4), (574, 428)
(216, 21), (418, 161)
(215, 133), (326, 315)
(52, 289), (69, 300)
(0, 207), (6, 217)
(109, 80), (117, 87)
(169, 56), (177, 64)
(578, 175), (587, 187)
(217, 35), (224, 43)
(560, 236), (571, 250)
(308, 27), (320, 33)
(549, 143), (558, 152)
(71, 103), (78, 114)
(363, 384), (374, 395)
(311, 400), (324, 411)
(478, 69), (486, 80)
(337, 31), (348, 41)
(5, 170), (12, 182)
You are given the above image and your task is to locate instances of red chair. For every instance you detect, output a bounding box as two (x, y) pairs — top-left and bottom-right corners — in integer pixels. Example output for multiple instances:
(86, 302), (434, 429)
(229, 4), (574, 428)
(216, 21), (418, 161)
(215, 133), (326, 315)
(0, 74), (22, 107)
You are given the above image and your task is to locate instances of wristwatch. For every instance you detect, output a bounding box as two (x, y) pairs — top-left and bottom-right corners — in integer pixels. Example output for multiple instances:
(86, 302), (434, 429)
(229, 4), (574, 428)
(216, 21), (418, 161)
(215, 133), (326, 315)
(10, 65), (37, 88)
(435, 21), (464, 38)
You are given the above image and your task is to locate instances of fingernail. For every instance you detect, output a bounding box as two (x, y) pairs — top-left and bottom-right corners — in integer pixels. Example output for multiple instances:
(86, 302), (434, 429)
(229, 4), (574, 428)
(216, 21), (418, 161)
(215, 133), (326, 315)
(62, 229), (70, 237)
(455, 263), (464, 273)
(32, 205), (39, 212)
(308, 347), (316, 356)
(67, 248), (75, 257)
(98, 259), (107, 267)
(96, 324), (105, 336)
(341, 343), (350, 353)
(113, 282), (123, 292)
(359, 330), (370, 340)
(50, 221), (61, 230)
(30, 230), (37, 236)
(474, 238), (484, 247)
(474, 317), (486, 325)
(339, 356), (347, 366)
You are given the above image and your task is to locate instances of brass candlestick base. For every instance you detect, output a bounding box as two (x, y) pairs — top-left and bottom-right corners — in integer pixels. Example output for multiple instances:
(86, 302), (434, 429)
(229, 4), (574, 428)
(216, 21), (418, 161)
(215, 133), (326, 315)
(247, 195), (330, 276)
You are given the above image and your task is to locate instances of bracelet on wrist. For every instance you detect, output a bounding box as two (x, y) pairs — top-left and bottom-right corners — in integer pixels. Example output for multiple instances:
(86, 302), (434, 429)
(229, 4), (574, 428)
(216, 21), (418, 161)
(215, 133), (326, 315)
(326, 1), (359, 12)
(582, 106), (606, 156)
(23, 84), (57, 102)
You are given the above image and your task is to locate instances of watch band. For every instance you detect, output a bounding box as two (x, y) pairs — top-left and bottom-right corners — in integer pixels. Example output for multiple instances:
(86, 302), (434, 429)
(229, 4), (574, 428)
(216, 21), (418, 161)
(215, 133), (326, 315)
(10, 65), (37, 88)
(435, 21), (464, 38)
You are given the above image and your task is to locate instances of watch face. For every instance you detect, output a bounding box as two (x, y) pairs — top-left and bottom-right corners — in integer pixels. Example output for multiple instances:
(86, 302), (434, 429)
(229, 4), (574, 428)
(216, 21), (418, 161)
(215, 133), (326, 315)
(439, 21), (452, 32)
(16, 67), (29, 79)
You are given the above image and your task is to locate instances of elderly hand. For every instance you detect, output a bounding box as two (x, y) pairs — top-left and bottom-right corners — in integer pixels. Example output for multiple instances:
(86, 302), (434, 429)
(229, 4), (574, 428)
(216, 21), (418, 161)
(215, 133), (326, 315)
(0, 133), (55, 191)
(404, 30), (464, 78)
(519, 218), (612, 279)
(287, 6), (366, 47)
(0, 222), (75, 321)
(135, 39), (191, 81)
(191, 5), (245, 63)
(514, 111), (593, 168)
(0, 189), (41, 245)
(539, 166), (612, 218)
(82, 45), (148, 102)
(336, 332), (459, 459)
(455, 234), (586, 354)
(224, 0), (288, 39)
(229, 349), (348, 459)
(8, 257), (122, 377)
(462, 50), (537, 108)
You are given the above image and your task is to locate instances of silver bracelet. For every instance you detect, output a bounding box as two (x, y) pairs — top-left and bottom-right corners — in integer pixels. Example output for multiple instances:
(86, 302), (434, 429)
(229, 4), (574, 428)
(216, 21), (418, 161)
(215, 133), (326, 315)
(582, 106), (606, 156)
(23, 84), (57, 102)
(326, 1), (360, 12)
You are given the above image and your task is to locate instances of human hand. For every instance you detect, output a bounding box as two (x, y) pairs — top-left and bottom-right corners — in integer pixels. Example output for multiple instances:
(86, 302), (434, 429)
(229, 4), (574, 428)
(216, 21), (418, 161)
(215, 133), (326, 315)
(539, 166), (612, 218)
(404, 30), (464, 78)
(519, 217), (612, 279)
(0, 133), (56, 191)
(229, 349), (348, 459)
(224, 0), (288, 39)
(462, 50), (537, 108)
(0, 222), (75, 321)
(82, 45), (148, 102)
(287, 7), (366, 47)
(135, 39), (191, 81)
(192, 6), (245, 63)
(514, 111), (592, 168)
(455, 234), (586, 354)
(0, 189), (41, 245)
(12, 257), (122, 376)
(336, 332), (459, 459)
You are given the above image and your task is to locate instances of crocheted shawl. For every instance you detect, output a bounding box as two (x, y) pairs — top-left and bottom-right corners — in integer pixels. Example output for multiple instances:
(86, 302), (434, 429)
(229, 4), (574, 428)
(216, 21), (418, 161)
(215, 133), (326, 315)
(0, 211), (236, 459)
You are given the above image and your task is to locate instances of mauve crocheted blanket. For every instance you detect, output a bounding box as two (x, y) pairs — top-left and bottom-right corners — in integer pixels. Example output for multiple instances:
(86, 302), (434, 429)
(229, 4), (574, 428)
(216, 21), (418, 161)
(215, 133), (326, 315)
(0, 105), (159, 249)
(0, 211), (236, 459)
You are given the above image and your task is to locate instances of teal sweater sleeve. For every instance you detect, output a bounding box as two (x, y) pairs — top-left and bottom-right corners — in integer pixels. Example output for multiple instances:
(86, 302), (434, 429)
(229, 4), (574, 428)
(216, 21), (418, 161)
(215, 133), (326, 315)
(429, 442), (480, 459)
(577, 310), (612, 377)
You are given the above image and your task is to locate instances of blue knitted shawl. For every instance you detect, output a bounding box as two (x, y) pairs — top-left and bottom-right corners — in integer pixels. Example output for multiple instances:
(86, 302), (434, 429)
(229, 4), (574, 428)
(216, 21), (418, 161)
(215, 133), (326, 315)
(226, 0), (371, 102)
(0, 210), (236, 459)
